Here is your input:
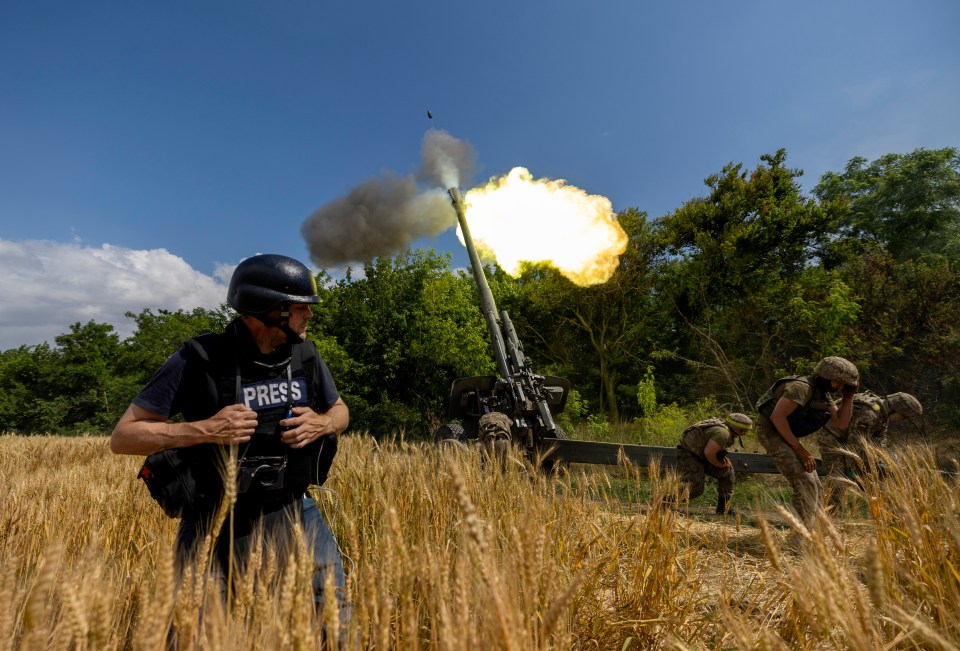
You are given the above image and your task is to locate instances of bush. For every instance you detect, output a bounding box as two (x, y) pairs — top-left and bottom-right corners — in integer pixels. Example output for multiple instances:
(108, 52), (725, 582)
(632, 398), (720, 447)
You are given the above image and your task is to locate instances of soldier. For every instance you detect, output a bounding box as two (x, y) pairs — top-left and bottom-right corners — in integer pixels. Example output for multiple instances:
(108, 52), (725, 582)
(819, 391), (924, 508)
(478, 411), (512, 465)
(676, 412), (754, 515)
(755, 356), (859, 531)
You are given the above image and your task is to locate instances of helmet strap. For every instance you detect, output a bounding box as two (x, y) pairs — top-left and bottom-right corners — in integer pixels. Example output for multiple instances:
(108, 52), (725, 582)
(256, 303), (305, 344)
(815, 376), (834, 395)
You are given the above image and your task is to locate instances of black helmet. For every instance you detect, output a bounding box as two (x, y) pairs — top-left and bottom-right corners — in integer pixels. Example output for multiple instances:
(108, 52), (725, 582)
(228, 254), (320, 315)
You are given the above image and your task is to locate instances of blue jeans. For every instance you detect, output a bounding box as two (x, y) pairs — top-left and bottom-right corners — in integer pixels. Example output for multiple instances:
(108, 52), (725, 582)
(176, 495), (348, 623)
(301, 496), (348, 610)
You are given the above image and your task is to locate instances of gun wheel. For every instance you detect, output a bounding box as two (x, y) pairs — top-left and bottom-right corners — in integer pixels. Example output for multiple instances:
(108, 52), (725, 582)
(433, 422), (468, 445)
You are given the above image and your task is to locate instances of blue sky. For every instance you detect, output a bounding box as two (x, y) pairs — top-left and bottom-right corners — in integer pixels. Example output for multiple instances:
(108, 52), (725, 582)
(1, 1), (958, 350)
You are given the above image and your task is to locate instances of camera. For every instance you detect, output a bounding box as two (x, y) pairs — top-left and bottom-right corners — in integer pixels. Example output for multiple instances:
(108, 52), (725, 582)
(238, 454), (287, 493)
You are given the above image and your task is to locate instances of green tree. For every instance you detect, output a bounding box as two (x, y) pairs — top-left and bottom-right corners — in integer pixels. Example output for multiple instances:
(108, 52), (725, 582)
(118, 305), (234, 380)
(313, 249), (493, 437)
(839, 248), (960, 424)
(55, 321), (130, 433)
(652, 149), (850, 406)
(0, 343), (61, 433)
(814, 147), (960, 261)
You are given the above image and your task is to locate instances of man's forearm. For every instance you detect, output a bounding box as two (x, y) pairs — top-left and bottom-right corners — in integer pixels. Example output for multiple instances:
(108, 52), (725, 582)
(113, 403), (258, 455)
(833, 395), (854, 429)
(110, 410), (207, 456)
(770, 413), (801, 450)
(325, 400), (350, 435)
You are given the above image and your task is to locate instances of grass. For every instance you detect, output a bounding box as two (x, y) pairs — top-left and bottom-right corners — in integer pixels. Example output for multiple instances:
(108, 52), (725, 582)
(1, 433), (959, 649)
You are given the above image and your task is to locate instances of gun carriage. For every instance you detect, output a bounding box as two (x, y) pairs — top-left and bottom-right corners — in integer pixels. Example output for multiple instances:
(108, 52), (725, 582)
(437, 188), (806, 476)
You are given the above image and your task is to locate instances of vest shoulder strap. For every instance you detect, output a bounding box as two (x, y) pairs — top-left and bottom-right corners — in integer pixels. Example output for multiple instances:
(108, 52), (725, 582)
(183, 332), (225, 364)
(682, 417), (726, 438)
(776, 374), (811, 390)
(855, 390), (882, 406)
(182, 332), (315, 379)
(758, 375), (812, 417)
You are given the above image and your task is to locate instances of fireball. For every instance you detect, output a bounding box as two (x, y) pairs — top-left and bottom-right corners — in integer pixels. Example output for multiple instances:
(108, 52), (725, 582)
(459, 167), (627, 286)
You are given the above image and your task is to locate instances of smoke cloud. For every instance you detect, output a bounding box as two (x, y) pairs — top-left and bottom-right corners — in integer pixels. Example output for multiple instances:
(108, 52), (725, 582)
(417, 129), (478, 189)
(301, 129), (477, 268)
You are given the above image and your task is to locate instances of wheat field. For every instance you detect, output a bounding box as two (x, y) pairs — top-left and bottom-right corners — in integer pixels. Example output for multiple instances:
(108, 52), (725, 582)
(1, 434), (958, 650)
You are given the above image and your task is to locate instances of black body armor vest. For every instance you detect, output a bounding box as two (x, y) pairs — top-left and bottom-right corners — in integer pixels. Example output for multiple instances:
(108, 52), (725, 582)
(757, 375), (831, 438)
(138, 322), (338, 519)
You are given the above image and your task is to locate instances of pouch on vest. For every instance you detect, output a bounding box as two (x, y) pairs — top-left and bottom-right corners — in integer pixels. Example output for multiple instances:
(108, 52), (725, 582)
(138, 447), (220, 519)
(787, 409), (831, 437)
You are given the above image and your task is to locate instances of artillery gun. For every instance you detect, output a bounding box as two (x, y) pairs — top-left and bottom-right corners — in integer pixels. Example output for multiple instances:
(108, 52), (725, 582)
(437, 187), (823, 477)
(434, 188), (571, 463)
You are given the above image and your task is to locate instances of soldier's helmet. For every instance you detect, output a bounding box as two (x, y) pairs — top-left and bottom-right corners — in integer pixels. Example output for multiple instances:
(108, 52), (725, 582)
(228, 254), (320, 315)
(813, 356), (859, 386)
(885, 392), (924, 431)
(725, 412), (754, 433)
(479, 412), (513, 440)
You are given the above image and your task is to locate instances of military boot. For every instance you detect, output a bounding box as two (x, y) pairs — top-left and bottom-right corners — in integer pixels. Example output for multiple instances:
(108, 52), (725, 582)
(716, 493), (736, 516)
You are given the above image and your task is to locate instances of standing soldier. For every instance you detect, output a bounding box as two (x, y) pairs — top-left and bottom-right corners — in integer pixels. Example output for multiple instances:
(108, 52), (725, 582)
(755, 356), (859, 531)
(819, 391), (924, 508)
(676, 412), (754, 515)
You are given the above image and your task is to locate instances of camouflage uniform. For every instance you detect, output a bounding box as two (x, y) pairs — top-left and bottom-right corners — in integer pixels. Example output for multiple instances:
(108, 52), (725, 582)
(478, 411), (512, 465)
(819, 392), (884, 506)
(756, 376), (833, 529)
(676, 418), (737, 512)
(819, 391), (922, 507)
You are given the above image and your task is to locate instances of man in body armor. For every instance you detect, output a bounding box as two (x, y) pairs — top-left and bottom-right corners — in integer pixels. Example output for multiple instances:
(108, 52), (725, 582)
(676, 412), (754, 516)
(755, 356), (859, 531)
(819, 391), (923, 509)
(110, 254), (349, 623)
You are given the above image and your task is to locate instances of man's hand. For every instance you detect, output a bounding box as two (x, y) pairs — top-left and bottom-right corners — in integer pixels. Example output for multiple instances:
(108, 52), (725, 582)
(204, 404), (258, 444)
(841, 382), (858, 399)
(279, 406), (336, 449)
(794, 444), (817, 473)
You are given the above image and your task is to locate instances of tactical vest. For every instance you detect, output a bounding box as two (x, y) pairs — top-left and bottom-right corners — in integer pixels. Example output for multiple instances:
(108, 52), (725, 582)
(844, 391), (885, 441)
(756, 375), (831, 438)
(138, 326), (338, 519)
(679, 417), (729, 456)
(854, 391), (883, 411)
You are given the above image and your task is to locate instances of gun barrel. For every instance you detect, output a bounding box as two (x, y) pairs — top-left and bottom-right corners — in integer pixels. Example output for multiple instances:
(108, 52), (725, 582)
(448, 188), (513, 380)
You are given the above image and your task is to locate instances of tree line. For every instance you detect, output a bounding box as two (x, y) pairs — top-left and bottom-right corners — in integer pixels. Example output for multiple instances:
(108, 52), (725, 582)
(2, 147), (959, 437)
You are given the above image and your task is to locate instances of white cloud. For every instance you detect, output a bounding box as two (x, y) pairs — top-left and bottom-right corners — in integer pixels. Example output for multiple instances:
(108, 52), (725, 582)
(0, 239), (229, 351)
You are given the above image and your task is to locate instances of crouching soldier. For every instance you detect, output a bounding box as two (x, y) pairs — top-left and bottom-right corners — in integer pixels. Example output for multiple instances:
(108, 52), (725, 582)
(755, 356), (859, 531)
(478, 411), (513, 465)
(676, 413), (754, 515)
(819, 391), (924, 509)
